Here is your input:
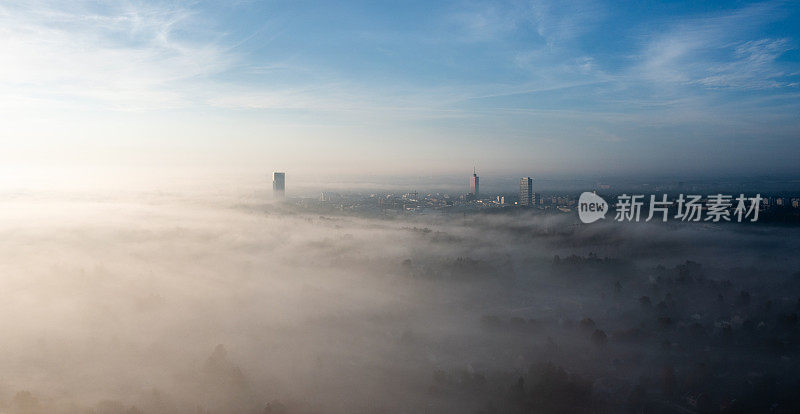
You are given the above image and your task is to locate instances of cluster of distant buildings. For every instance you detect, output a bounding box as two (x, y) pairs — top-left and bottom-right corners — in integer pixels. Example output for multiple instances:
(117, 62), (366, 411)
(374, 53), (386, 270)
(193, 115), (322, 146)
(762, 196), (800, 209)
(270, 170), (800, 221)
(270, 168), (545, 215)
(468, 168), (536, 207)
(273, 168), (540, 209)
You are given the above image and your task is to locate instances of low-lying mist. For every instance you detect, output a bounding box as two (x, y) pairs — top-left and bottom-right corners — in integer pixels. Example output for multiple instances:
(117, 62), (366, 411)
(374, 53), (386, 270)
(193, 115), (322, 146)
(1, 188), (798, 413)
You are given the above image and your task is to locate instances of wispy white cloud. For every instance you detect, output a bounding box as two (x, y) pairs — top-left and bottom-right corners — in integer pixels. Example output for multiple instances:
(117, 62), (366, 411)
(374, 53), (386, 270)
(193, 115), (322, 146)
(446, 0), (604, 45)
(0, 1), (484, 117)
(635, 1), (797, 90)
(695, 38), (797, 89)
(0, 1), (233, 111)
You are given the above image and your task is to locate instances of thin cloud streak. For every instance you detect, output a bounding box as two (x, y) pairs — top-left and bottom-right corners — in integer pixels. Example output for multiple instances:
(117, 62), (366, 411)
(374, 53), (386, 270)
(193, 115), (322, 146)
(635, 1), (796, 90)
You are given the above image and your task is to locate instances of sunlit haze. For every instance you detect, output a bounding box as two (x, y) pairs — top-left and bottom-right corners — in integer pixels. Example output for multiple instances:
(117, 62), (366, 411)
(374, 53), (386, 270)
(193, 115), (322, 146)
(2, 1), (800, 186)
(2, 2), (800, 414)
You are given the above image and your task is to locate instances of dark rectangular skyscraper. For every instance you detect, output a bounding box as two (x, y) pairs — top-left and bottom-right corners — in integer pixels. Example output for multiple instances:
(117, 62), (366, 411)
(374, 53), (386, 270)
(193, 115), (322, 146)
(273, 172), (285, 199)
(519, 177), (533, 206)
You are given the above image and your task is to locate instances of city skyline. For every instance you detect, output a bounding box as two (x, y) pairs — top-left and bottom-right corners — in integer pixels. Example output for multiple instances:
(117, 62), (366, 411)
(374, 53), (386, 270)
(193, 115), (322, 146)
(1, 0), (799, 182)
(1, 2), (799, 411)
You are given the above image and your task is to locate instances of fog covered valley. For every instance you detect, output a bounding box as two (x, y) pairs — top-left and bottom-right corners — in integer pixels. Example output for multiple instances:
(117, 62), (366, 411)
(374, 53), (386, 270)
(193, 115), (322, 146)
(1, 188), (799, 414)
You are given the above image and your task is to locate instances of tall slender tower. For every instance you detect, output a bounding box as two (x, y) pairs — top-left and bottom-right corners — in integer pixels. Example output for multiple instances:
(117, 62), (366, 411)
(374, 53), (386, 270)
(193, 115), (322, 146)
(469, 167), (479, 198)
(519, 177), (534, 206)
(273, 172), (285, 199)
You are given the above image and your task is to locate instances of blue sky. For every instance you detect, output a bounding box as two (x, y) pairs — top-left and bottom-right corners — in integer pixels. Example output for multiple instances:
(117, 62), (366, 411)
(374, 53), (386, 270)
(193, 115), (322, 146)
(1, 0), (799, 184)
